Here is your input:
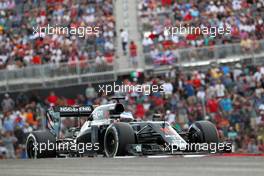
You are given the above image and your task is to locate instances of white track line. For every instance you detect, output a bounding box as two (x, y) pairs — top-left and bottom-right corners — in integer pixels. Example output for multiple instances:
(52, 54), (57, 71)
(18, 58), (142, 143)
(114, 156), (137, 159)
(146, 155), (173, 158)
(183, 155), (207, 158)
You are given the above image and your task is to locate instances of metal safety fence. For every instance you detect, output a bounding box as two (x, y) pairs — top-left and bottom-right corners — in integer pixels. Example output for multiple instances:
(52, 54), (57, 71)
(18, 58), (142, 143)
(0, 61), (117, 93)
(144, 40), (264, 68)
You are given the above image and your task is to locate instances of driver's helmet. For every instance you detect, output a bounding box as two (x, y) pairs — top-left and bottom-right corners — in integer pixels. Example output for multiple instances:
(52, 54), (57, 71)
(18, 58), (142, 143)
(119, 112), (134, 122)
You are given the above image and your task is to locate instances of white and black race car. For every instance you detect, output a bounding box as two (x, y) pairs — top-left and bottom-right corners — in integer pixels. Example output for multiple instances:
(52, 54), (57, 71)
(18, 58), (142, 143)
(26, 97), (230, 158)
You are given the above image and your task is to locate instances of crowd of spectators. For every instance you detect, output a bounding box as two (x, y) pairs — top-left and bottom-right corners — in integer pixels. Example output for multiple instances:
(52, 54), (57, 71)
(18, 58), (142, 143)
(2, 0), (264, 159)
(120, 63), (264, 153)
(0, 0), (116, 70)
(1, 63), (264, 158)
(0, 92), (44, 159)
(138, 0), (264, 62)
(132, 63), (264, 153)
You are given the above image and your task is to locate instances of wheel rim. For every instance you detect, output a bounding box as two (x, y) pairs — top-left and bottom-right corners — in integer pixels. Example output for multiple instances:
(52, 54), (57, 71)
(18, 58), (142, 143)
(27, 138), (36, 159)
(105, 131), (117, 156)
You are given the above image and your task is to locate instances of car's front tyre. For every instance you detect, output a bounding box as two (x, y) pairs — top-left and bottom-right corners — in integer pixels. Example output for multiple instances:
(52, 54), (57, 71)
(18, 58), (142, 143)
(104, 122), (135, 157)
(188, 120), (219, 144)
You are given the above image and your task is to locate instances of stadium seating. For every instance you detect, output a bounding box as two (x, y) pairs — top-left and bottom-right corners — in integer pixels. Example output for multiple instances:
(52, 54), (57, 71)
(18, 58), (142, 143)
(0, 0), (116, 69)
(138, 0), (264, 65)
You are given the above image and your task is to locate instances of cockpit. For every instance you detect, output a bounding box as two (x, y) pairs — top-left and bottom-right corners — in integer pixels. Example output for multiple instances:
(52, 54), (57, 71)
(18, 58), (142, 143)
(91, 103), (134, 122)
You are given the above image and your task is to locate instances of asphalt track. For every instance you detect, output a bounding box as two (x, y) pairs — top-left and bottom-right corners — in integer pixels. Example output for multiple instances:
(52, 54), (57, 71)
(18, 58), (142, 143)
(0, 156), (263, 176)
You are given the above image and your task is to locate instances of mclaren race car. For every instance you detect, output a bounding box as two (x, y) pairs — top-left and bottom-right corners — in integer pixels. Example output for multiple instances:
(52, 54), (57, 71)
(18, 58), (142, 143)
(26, 97), (229, 158)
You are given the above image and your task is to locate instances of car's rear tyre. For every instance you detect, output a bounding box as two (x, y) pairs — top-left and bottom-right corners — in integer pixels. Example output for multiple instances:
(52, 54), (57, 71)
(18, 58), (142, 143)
(104, 122), (135, 157)
(188, 120), (219, 143)
(26, 131), (56, 159)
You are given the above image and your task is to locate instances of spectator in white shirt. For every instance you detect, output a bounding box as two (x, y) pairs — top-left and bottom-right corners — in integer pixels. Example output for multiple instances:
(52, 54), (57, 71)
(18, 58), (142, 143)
(162, 80), (174, 97)
(120, 29), (128, 55)
(215, 81), (226, 98)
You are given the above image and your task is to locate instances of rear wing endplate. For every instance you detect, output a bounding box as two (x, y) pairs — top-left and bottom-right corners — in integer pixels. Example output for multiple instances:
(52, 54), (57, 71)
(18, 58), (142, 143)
(46, 106), (94, 136)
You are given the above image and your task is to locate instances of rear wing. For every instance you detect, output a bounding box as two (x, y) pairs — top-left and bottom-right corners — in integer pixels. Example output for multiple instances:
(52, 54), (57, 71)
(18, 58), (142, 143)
(46, 106), (94, 136)
(52, 106), (94, 117)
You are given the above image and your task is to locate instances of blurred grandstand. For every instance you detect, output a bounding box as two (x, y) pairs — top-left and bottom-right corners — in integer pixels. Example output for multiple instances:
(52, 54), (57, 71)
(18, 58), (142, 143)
(1, 0), (264, 159)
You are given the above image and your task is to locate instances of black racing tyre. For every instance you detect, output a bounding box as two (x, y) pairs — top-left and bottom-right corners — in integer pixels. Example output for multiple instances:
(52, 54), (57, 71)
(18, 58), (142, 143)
(188, 121), (219, 144)
(26, 131), (56, 159)
(104, 122), (135, 157)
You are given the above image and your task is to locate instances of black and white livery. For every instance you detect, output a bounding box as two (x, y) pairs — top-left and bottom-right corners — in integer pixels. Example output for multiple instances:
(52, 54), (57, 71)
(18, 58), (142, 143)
(26, 97), (222, 158)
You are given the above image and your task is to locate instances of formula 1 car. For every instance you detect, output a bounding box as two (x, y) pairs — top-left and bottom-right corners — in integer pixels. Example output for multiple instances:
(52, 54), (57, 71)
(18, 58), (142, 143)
(26, 97), (228, 158)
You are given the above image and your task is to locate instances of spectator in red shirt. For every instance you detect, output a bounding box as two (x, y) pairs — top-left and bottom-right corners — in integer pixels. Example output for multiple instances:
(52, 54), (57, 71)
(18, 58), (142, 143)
(46, 91), (58, 106)
(32, 55), (42, 65)
(207, 97), (219, 114)
(135, 104), (145, 120)
(183, 12), (192, 21)
(153, 96), (165, 110)
(66, 98), (75, 106)
(104, 53), (114, 64)
(161, 0), (171, 6)
(129, 41), (138, 68)
(192, 75), (201, 90)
